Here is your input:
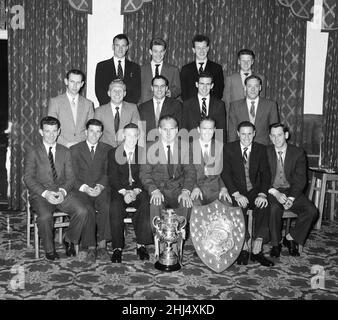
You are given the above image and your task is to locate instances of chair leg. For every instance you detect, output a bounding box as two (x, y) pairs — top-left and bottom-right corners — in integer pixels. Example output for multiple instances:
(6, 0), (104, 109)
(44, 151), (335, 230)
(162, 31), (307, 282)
(34, 216), (39, 259)
(286, 218), (291, 235)
(27, 208), (31, 248)
(247, 210), (253, 253)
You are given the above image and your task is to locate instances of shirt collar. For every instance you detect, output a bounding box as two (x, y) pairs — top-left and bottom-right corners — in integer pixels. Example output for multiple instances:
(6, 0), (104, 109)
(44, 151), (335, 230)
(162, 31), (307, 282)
(113, 56), (125, 63)
(151, 60), (163, 67)
(161, 140), (174, 152)
(199, 139), (211, 149)
(198, 93), (210, 102)
(153, 97), (165, 105)
(86, 140), (98, 151)
(246, 97), (259, 105)
(275, 144), (288, 156)
(241, 70), (252, 77)
(196, 58), (207, 65)
(43, 142), (56, 154)
(66, 92), (79, 103)
(240, 143), (252, 154)
(123, 144), (135, 155)
(111, 102), (122, 112)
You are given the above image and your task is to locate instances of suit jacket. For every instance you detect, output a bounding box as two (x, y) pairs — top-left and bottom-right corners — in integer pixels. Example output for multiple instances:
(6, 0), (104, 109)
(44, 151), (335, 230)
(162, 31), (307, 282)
(139, 139), (196, 199)
(48, 93), (94, 147)
(267, 144), (307, 199)
(94, 101), (141, 147)
(138, 97), (182, 140)
(70, 141), (112, 190)
(182, 95), (227, 142)
(228, 97), (279, 145)
(180, 60), (224, 101)
(222, 141), (271, 196)
(140, 62), (181, 103)
(95, 57), (141, 105)
(24, 141), (75, 198)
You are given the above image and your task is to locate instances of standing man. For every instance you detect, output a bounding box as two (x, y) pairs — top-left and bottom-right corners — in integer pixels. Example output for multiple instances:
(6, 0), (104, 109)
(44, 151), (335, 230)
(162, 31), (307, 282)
(94, 79), (141, 147)
(24, 116), (88, 261)
(182, 72), (226, 143)
(228, 75), (279, 145)
(48, 69), (94, 148)
(223, 121), (274, 267)
(70, 119), (112, 263)
(140, 38), (181, 104)
(267, 123), (318, 258)
(138, 75), (182, 141)
(108, 123), (153, 263)
(180, 34), (224, 101)
(95, 33), (141, 105)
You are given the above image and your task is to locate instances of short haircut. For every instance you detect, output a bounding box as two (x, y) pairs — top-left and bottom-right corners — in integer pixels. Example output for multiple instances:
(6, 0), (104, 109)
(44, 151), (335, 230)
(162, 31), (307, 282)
(109, 79), (126, 91)
(86, 119), (104, 131)
(40, 116), (60, 130)
(151, 75), (169, 86)
(150, 38), (167, 50)
(198, 116), (216, 128)
(237, 121), (255, 132)
(197, 71), (213, 83)
(66, 69), (85, 82)
(237, 49), (255, 60)
(123, 122), (139, 131)
(192, 34), (210, 47)
(269, 122), (289, 134)
(113, 33), (129, 46)
(158, 115), (178, 128)
(244, 74), (262, 86)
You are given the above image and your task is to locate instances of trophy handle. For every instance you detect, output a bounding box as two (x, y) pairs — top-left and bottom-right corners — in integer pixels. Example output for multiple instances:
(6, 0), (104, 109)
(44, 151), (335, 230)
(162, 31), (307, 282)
(152, 216), (161, 232)
(154, 234), (159, 260)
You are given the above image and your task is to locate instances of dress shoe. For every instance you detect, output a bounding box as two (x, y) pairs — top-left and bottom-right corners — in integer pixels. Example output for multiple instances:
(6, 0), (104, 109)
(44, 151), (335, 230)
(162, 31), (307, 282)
(283, 237), (300, 256)
(237, 250), (249, 265)
(63, 238), (76, 257)
(251, 252), (274, 267)
(97, 248), (111, 262)
(111, 249), (122, 263)
(45, 251), (60, 261)
(136, 246), (150, 261)
(270, 245), (281, 258)
(85, 248), (96, 263)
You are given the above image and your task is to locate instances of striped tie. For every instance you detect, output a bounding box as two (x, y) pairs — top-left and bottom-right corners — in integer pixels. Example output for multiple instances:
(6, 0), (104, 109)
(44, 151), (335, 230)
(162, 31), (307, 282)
(243, 147), (248, 164)
(48, 147), (58, 182)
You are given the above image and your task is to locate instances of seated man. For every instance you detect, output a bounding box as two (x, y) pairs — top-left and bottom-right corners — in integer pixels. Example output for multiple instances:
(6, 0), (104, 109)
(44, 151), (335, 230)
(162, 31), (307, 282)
(70, 119), (112, 263)
(139, 115), (196, 229)
(24, 116), (88, 261)
(267, 123), (318, 258)
(222, 121), (274, 267)
(190, 117), (232, 205)
(107, 123), (153, 263)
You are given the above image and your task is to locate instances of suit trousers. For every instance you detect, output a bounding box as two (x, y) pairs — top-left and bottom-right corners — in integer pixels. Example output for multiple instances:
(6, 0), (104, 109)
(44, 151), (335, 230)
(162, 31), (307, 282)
(30, 192), (88, 253)
(268, 190), (318, 246)
(110, 191), (153, 249)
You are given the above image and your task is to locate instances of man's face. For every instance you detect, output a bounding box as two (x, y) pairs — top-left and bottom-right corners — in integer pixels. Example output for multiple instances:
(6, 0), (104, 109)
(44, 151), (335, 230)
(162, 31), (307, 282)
(151, 78), (167, 100)
(39, 124), (60, 145)
(64, 73), (84, 96)
(159, 119), (178, 144)
(123, 128), (139, 149)
(269, 126), (288, 149)
(86, 125), (102, 145)
(198, 120), (215, 143)
(237, 126), (255, 147)
(196, 76), (213, 97)
(113, 38), (129, 59)
(193, 41), (209, 61)
(245, 78), (261, 100)
(150, 44), (166, 64)
(108, 83), (126, 105)
(238, 54), (254, 72)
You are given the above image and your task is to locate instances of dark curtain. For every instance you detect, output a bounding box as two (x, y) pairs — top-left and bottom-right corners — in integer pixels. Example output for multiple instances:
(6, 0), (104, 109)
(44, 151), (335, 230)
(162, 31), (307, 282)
(124, 0), (307, 145)
(8, 0), (88, 210)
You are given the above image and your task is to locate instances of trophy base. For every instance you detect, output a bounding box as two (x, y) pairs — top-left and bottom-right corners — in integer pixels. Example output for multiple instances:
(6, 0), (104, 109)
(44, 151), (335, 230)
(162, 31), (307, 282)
(155, 261), (181, 272)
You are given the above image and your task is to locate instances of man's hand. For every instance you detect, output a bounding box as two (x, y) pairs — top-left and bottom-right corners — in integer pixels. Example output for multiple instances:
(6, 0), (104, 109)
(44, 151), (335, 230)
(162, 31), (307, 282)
(255, 195), (268, 208)
(283, 198), (294, 210)
(191, 187), (203, 201)
(178, 190), (193, 208)
(150, 189), (164, 206)
(274, 191), (288, 205)
(83, 185), (98, 197)
(219, 187), (232, 203)
(234, 193), (249, 208)
(45, 191), (64, 205)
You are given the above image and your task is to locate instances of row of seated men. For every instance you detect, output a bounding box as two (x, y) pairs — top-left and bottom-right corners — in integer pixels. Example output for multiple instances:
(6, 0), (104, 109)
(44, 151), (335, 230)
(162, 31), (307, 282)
(24, 114), (318, 268)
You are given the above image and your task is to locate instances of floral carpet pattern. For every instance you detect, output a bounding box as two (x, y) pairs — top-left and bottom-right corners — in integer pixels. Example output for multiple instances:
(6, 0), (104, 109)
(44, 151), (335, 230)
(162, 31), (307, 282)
(0, 211), (337, 300)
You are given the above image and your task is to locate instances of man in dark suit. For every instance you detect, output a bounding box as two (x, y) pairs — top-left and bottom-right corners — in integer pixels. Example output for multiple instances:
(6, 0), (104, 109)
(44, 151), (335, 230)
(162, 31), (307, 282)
(95, 33), (141, 105)
(180, 34), (224, 101)
(267, 123), (318, 258)
(138, 75), (182, 141)
(140, 38), (181, 104)
(228, 75), (279, 145)
(70, 119), (112, 263)
(182, 72), (226, 143)
(108, 123), (153, 263)
(24, 116), (89, 261)
(223, 121), (274, 267)
(139, 115), (196, 228)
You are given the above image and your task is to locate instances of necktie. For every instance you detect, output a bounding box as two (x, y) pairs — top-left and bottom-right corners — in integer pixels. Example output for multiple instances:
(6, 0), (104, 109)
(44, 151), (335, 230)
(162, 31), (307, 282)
(90, 146), (95, 160)
(48, 146), (58, 182)
(128, 151), (133, 186)
(243, 147), (248, 164)
(71, 97), (77, 124)
(250, 100), (256, 118)
(199, 62), (204, 73)
(117, 60), (123, 79)
(278, 151), (284, 168)
(155, 64), (160, 77)
(155, 100), (161, 127)
(203, 144), (209, 163)
(114, 106), (120, 134)
(201, 98), (207, 118)
(167, 145), (174, 178)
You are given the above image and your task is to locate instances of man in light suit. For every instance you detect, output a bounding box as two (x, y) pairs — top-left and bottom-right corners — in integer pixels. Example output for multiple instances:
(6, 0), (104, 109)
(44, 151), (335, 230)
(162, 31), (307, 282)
(24, 117), (89, 261)
(70, 119), (112, 263)
(138, 75), (182, 141)
(140, 38), (181, 104)
(94, 79), (141, 147)
(48, 69), (94, 148)
(228, 75), (279, 145)
(95, 33), (141, 105)
(180, 34), (224, 101)
(267, 123), (317, 258)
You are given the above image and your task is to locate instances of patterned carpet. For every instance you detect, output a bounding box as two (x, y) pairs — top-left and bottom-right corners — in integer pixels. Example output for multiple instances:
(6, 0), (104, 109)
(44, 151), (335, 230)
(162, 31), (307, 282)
(0, 211), (337, 300)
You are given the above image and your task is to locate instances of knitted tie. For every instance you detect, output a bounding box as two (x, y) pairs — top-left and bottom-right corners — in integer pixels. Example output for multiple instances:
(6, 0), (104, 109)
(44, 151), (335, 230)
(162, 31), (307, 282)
(198, 62), (204, 73)
(128, 151), (133, 186)
(90, 146), (95, 160)
(117, 60), (123, 79)
(155, 64), (160, 77)
(201, 98), (207, 118)
(278, 151), (284, 168)
(48, 147), (58, 182)
(243, 147), (248, 164)
(167, 145), (174, 178)
(114, 106), (120, 134)
(250, 100), (256, 118)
